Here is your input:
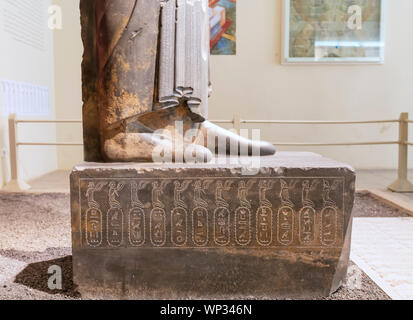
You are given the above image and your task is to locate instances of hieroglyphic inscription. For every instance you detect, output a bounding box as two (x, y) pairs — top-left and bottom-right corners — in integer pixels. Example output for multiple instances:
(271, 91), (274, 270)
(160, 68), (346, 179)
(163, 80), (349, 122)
(299, 180), (318, 245)
(214, 181), (232, 246)
(85, 182), (106, 246)
(192, 180), (212, 246)
(150, 181), (169, 246)
(320, 180), (339, 246)
(256, 180), (274, 246)
(235, 181), (255, 246)
(79, 177), (345, 249)
(129, 181), (148, 246)
(277, 180), (296, 246)
(171, 181), (191, 246)
(107, 182), (124, 247)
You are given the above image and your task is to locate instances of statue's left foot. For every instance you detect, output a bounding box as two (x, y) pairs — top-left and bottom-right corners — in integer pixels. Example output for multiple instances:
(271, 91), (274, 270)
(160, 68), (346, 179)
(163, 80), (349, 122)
(199, 120), (276, 156)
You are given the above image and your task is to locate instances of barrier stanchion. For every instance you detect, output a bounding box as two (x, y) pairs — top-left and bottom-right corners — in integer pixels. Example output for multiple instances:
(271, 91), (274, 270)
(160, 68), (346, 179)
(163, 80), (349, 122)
(388, 113), (413, 192)
(2, 113), (411, 193)
(233, 114), (241, 134)
(3, 114), (31, 191)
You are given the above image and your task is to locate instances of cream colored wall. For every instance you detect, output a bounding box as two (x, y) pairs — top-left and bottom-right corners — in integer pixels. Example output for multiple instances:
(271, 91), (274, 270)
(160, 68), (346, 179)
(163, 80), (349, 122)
(0, 0), (57, 187)
(54, 0), (413, 170)
(209, 0), (413, 169)
(53, 0), (83, 169)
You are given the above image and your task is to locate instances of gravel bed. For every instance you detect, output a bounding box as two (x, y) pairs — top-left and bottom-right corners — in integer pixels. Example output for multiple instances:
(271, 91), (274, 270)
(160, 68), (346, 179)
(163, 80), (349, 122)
(1, 191), (407, 300)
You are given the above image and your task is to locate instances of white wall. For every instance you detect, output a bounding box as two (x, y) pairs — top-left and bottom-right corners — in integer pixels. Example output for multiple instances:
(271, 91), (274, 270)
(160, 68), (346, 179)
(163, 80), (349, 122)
(53, 0), (83, 169)
(0, 0), (57, 187)
(53, 0), (413, 170)
(209, 0), (413, 169)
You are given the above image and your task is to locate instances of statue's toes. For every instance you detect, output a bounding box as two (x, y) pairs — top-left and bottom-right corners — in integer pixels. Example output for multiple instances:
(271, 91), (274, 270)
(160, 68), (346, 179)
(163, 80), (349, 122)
(200, 120), (276, 156)
(255, 140), (276, 156)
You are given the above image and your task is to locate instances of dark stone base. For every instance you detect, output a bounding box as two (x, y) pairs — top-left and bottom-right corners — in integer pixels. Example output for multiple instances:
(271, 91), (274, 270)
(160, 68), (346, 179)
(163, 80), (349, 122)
(70, 152), (356, 299)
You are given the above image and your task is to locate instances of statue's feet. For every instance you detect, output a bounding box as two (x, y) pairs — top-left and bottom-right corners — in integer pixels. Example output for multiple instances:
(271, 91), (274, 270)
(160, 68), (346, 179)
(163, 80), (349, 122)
(107, 103), (276, 162)
(199, 120), (276, 156)
(137, 104), (276, 157)
(102, 131), (213, 163)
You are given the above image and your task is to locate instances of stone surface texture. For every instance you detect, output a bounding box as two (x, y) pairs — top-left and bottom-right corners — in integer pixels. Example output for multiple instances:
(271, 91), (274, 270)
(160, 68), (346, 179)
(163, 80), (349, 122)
(70, 152), (356, 299)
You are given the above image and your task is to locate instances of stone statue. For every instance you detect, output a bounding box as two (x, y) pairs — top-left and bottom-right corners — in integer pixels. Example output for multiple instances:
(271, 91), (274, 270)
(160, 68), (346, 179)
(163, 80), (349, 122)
(80, 0), (275, 162)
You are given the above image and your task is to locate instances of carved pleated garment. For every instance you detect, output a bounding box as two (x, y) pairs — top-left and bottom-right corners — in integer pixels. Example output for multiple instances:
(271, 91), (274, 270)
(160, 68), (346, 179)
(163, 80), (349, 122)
(158, 0), (211, 118)
(80, 0), (211, 161)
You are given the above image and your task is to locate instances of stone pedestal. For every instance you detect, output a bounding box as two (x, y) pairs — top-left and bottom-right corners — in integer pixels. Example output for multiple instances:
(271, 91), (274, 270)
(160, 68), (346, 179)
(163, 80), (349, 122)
(70, 152), (356, 299)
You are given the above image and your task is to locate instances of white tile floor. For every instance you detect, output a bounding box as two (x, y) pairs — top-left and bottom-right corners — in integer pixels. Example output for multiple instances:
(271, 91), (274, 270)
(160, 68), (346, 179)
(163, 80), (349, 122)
(351, 218), (413, 300)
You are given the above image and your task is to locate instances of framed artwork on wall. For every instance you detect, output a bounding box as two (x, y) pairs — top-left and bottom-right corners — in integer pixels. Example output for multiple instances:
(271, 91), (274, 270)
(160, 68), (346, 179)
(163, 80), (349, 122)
(282, 0), (386, 64)
(209, 0), (237, 55)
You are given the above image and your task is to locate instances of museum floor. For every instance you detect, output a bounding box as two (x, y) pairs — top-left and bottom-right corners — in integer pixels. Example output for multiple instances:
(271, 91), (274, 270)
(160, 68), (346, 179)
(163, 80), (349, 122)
(0, 170), (412, 300)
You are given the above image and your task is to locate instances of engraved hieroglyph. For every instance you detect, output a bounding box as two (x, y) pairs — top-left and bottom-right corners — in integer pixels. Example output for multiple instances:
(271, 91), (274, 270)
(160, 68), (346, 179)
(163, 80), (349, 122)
(172, 180), (192, 246)
(107, 182), (125, 247)
(299, 180), (319, 245)
(79, 177), (345, 249)
(150, 181), (169, 246)
(214, 181), (233, 246)
(278, 179), (297, 246)
(256, 180), (275, 246)
(235, 180), (255, 246)
(192, 180), (213, 246)
(321, 179), (340, 246)
(85, 182), (106, 247)
(129, 181), (149, 246)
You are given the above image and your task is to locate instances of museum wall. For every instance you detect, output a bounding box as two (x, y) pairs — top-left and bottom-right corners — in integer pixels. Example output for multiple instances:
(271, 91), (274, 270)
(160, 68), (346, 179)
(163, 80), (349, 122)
(53, 0), (413, 170)
(0, 0), (57, 187)
(53, 0), (83, 170)
(209, 0), (413, 169)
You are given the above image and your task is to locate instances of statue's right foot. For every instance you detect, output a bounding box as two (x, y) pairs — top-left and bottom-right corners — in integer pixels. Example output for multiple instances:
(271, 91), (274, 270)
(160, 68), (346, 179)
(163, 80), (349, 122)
(102, 131), (212, 163)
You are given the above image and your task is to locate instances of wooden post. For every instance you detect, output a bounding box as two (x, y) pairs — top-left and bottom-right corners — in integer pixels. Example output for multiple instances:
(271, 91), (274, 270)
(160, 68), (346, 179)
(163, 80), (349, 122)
(8, 114), (18, 181)
(388, 113), (413, 192)
(3, 114), (30, 191)
(233, 114), (241, 135)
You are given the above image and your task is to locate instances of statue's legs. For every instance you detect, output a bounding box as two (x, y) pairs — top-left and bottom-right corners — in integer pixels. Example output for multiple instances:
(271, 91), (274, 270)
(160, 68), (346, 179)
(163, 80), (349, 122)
(144, 0), (276, 157)
(80, 0), (212, 162)
(80, 0), (274, 163)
